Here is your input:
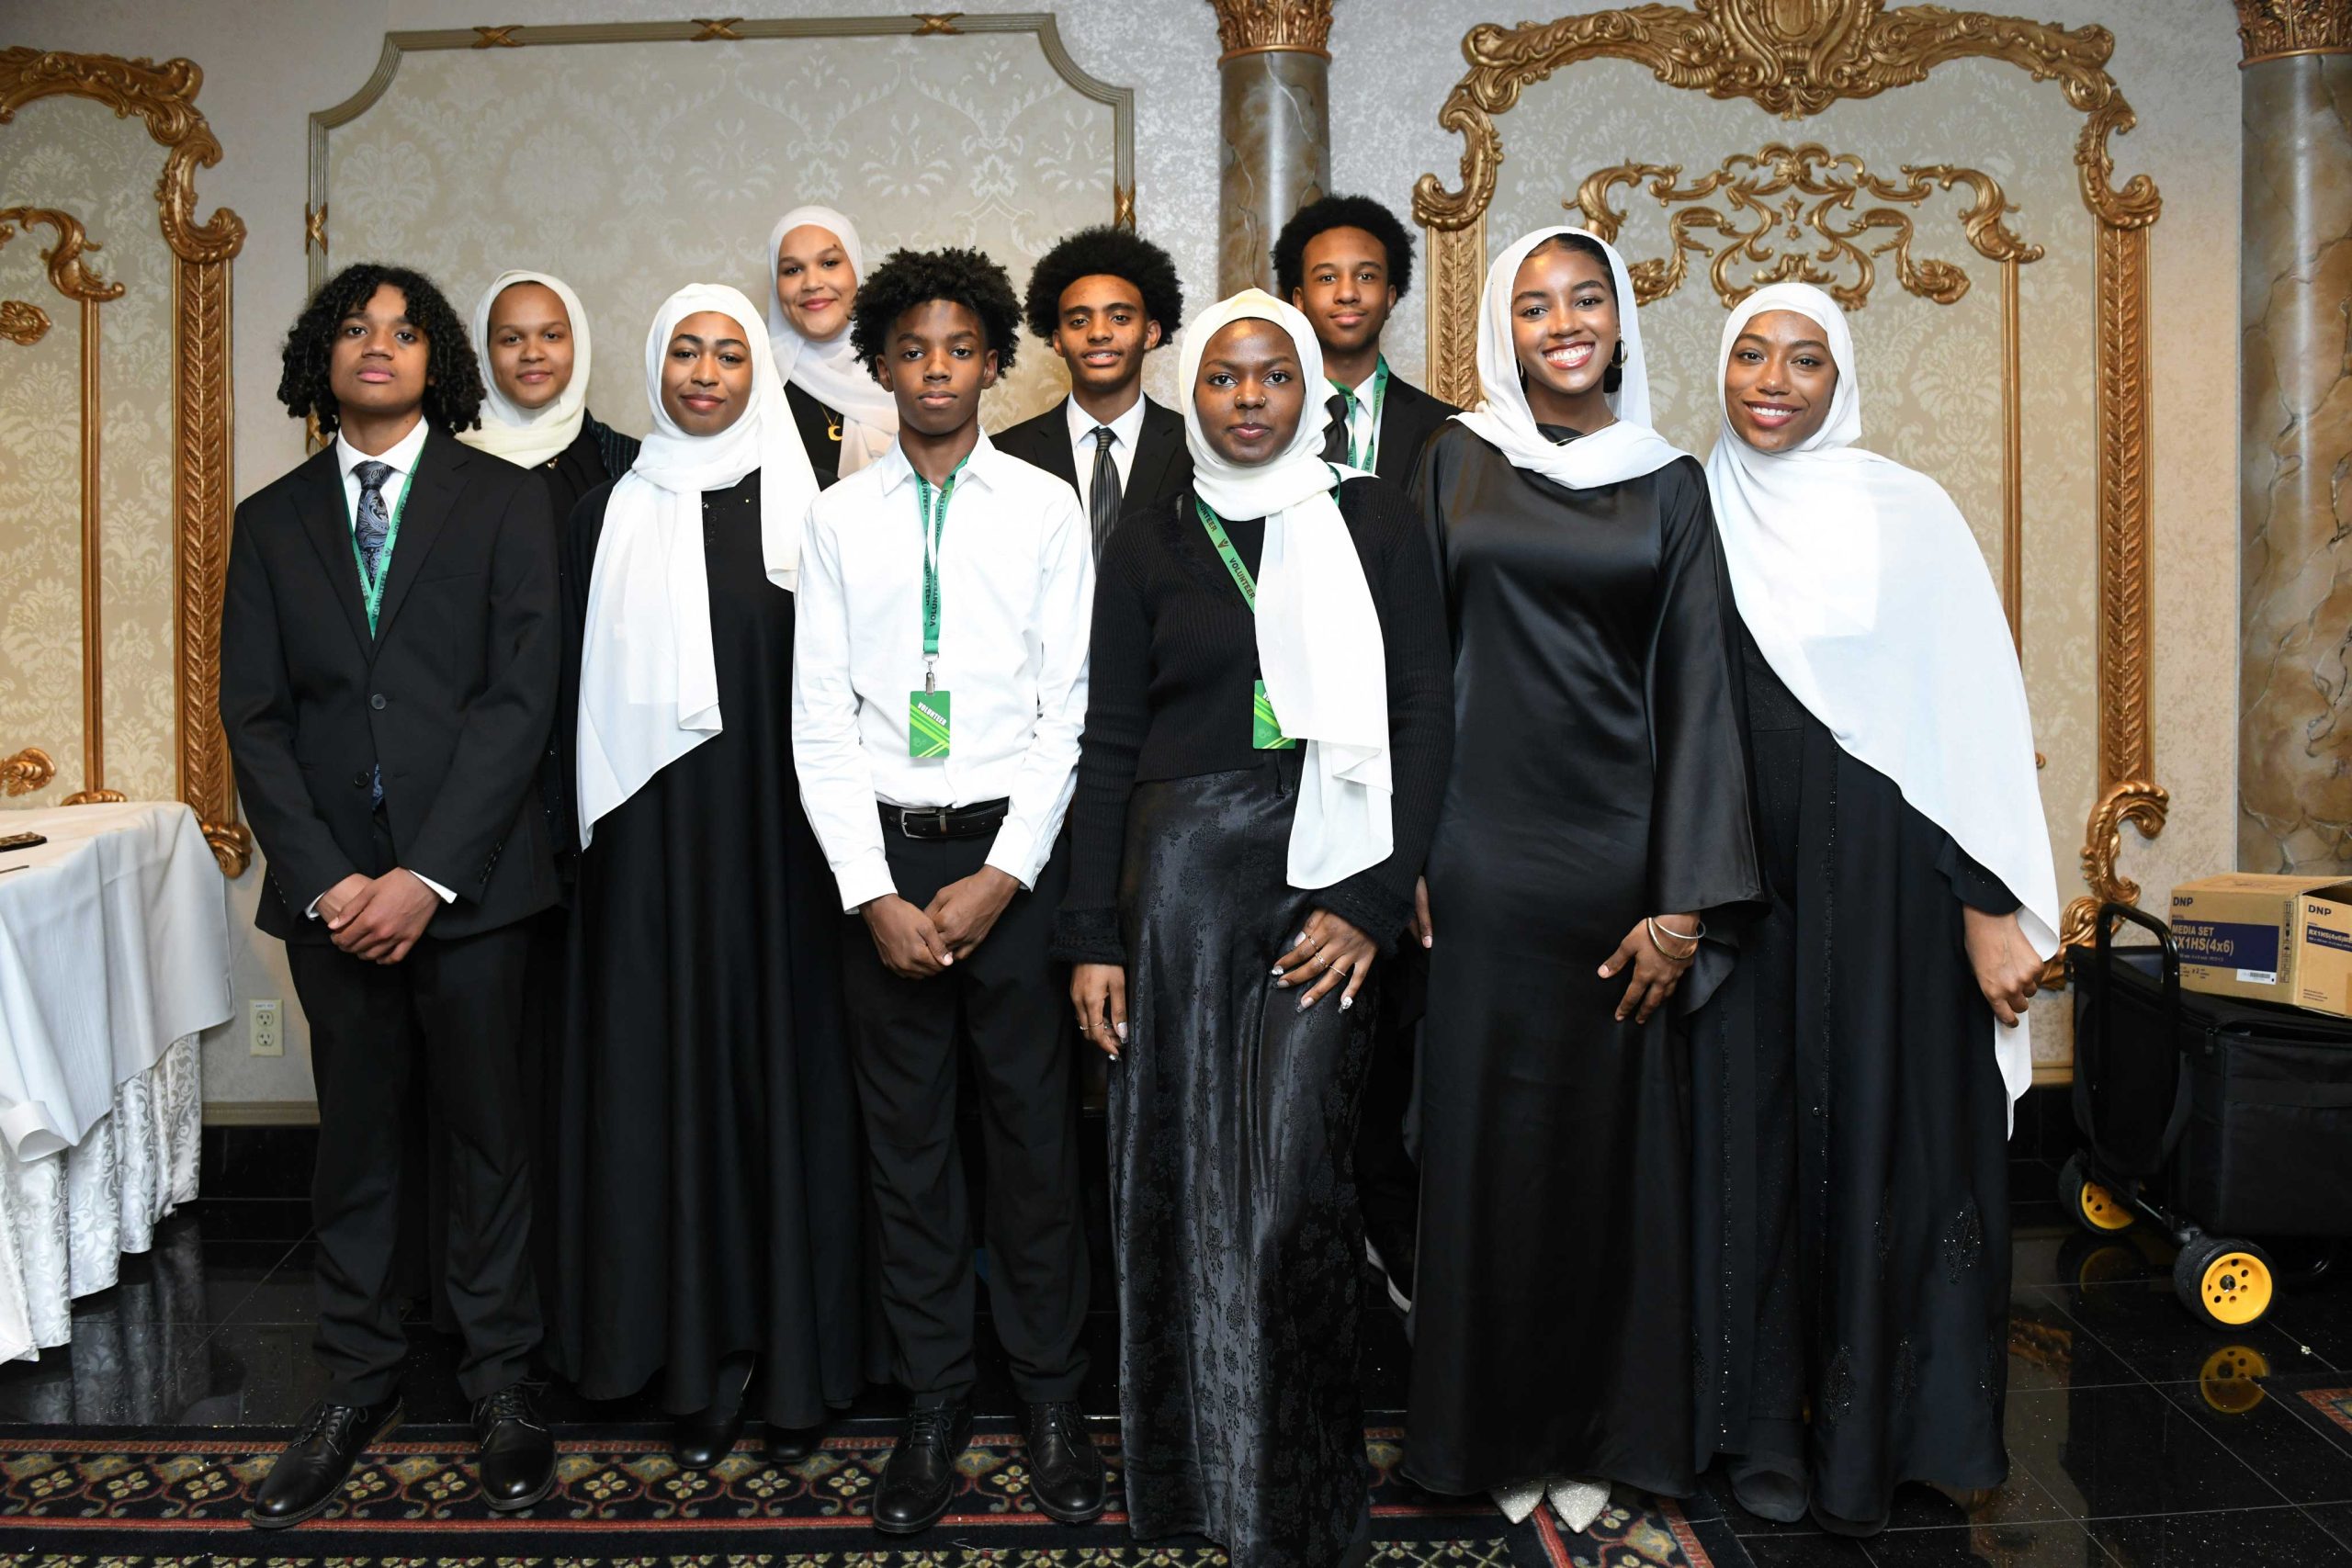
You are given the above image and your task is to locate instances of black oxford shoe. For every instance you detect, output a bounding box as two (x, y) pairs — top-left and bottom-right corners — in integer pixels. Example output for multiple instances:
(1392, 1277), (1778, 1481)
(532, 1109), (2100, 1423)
(249, 1395), (404, 1529)
(1023, 1399), (1106, 1524)
(872, 1400), (973, 1534)
(672, 1404), (747, 1469)
(767, 1418), (828, 1465)
(473, 1382), (556, 1512)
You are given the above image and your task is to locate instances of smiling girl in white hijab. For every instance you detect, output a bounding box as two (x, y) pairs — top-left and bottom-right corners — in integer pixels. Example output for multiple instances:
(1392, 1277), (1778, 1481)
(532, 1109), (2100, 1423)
(461, 269), (639, 519)
(1689, 280), (2055, 1537)
(1054, 288), (1454, 1568)
(765, 205), (899, 480)
(552, 281), (862, 1470)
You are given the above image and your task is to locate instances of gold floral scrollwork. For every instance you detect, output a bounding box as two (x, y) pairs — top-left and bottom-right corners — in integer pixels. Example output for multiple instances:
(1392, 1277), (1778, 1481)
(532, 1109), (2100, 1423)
(2234, 0), (2352, 64)
(692, 17), (745, 41)
(2, 748), (56, 796)
(60, 788), (129, 806)
(304, 200), (327, 255)
(1575, 142), (2040, 310)
(912, 14), (964, 36)
(0, 207), (126, 306)
(1114, 182), (1136, 231)
(0, 299), (46, 344)
(1206, 0), (1337, 62)
(0, 49), (251, 875)
(472, 26), (524, 49)
(2047, 779), (2173, 982)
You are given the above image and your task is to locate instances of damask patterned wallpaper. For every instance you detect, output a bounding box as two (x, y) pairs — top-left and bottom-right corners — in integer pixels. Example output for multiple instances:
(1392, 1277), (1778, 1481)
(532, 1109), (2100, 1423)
(0, 93), (182, 812)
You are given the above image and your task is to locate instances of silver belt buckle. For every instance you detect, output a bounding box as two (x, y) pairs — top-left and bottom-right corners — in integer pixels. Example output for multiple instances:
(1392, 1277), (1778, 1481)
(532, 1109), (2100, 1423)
(899, 806), (951, 839)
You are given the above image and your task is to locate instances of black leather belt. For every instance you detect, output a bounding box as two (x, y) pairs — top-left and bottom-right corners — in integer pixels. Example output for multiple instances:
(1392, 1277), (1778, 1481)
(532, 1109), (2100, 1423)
(879, 797), (1010, 840)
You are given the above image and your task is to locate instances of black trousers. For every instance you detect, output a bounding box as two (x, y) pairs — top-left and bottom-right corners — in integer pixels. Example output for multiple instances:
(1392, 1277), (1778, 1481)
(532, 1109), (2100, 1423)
(288, 913), (540, 1406)
(841, 831), (1089, 1404)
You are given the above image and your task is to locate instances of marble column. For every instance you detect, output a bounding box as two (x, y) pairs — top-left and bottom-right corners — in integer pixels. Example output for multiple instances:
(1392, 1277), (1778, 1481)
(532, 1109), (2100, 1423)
(1210, 0), (1333, 297)
(2238, 1), (2352, 872)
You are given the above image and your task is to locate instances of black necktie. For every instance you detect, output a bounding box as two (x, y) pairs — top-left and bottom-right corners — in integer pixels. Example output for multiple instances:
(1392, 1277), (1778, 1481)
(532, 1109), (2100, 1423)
(1088, 425), (1122, 558)
(1321, 391), (1351, 466)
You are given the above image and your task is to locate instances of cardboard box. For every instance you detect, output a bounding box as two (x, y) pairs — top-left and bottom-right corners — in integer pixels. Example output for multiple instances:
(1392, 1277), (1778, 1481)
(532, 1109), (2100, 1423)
(2169, 874), (2352, 1013)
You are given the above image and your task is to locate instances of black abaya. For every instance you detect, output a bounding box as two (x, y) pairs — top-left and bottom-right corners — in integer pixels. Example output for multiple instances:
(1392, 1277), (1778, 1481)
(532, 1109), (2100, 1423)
(785, 383), (846, 489)
(547, 471), (865, 1425)
(1690, 639), (2017, 1524)
(1405, 423), (1761, 1500)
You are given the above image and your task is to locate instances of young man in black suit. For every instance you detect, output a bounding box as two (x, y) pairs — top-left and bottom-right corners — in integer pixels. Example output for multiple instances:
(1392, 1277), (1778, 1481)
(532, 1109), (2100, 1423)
(220, 263), (560, 1527)
(993, 225), (1191, 557)
(1272, 193), (1460, 1319)
(1274, 193), (1462, 487)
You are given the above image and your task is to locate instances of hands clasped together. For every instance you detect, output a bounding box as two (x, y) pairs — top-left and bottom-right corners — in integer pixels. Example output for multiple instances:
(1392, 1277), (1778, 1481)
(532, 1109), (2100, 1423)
(861, 866), (1021, 978)
(318, 869), (442, 964)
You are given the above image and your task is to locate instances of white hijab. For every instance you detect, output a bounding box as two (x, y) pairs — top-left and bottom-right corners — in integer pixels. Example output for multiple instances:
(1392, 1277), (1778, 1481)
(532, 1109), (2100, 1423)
(1179, 288), (1390, 890)
(764, 205), (899, 476)
(575, 283), (821, 845)
(459, 270), (592, 468)
(1453, 226), (1688, 488)
(1704, 281), (2059, 1116)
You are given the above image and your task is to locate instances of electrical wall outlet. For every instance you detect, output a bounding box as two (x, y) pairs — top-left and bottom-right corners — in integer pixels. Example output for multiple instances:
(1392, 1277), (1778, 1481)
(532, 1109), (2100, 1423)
(249, 998), (283, 1056)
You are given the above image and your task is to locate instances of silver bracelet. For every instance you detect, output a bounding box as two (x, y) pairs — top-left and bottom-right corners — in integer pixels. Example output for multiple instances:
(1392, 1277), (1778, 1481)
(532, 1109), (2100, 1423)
(1646, 916), (1703, 959)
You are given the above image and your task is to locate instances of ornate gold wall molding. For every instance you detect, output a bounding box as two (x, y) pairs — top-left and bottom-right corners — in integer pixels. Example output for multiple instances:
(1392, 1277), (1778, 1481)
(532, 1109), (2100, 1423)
(0, 49), (249, 874)
(1574, 141), (2038, 310)
(0, 297), (47, 344)
(1205, 0), (1336, 61)
(0, 206), (122, 805)
(2234, 0), (2352, 65)
(1412, 0), (2165, 999)
(2, 748), (56, 797)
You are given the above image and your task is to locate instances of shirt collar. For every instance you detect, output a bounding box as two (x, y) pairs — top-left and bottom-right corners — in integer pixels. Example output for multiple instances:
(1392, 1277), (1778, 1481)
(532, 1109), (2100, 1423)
(875, 427), (1001, 496)
(1063, 390), (1148, 449)
(335, 417), (430, 483)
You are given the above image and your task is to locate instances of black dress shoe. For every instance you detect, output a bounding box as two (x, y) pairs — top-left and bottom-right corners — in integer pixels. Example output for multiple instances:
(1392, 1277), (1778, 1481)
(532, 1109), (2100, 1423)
(672, 1405), (747, 1468)
(873, 1401), (973, 1534)
(248, 1395), (403, 1529)
(767, 1419), (828, 1464)
(473, 1382), (556, 1512)
(1023, 1400), (1105, 1524)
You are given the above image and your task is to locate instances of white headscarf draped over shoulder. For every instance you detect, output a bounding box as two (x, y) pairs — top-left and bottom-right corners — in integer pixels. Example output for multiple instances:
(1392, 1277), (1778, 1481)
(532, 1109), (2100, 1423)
(1453, 226), (1688, 488)
(1179, 288), (1390, 891)
(459, 270), (593, 469)
(575, 283), (821, 845)
(764, 205), (899, 476)
(1704, 280), (2060, 1119)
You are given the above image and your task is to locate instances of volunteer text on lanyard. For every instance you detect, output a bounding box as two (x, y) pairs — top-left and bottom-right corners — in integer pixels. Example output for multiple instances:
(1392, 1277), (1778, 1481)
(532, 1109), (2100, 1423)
(909, 457), (969, 759)
(1194, 499), (1301, 750)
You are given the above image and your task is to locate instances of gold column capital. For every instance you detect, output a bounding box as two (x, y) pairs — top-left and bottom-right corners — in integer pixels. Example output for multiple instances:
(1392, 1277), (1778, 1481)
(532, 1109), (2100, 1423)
(1206, 0), (1335, 62)
(2235, 0), (2352, 65)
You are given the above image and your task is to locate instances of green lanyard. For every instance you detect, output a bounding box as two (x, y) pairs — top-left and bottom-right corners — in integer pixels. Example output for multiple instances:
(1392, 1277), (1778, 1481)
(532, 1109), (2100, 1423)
(1329, 355), (1391, 471)
(914, 456), (968, 691)
(349, 469), (413, 636)
(1194, 499), (1261, 609)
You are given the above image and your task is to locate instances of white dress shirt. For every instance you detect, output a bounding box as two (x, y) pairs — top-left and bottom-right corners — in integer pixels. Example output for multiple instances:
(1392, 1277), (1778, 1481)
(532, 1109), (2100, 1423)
(1062, 391), (1147, 517)
(311, 417), (455, 913)
(792, 431), (1093, 911)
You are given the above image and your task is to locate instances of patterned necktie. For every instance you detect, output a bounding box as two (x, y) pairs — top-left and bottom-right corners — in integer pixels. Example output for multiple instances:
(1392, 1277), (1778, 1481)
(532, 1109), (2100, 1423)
(1321, 391), (1352, 466)
(354, 459), (393, 585)
(1088, 425), (1122, 558)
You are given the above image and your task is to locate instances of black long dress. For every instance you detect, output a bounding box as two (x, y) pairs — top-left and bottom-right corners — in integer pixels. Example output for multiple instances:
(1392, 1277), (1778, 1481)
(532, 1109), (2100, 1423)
(1054, 479), (1454, 1568)
(785, 383), (846, 489)
(1404, 422), (1762, 1501)
(1690, 638), (2017, 1524)
(547, 470), (865, 1425)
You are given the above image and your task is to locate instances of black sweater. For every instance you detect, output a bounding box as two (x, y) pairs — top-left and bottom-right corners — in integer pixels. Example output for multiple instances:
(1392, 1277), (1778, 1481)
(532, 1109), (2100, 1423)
(1052, 475), (1454, 964)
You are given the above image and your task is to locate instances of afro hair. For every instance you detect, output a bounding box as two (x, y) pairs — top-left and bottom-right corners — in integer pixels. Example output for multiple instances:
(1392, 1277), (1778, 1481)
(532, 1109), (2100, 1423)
(277, 262), (483, 435)
(849, 245), (1023, 378)
(1021, 225), (1185, 345)
(1272, 194), (1417, 301)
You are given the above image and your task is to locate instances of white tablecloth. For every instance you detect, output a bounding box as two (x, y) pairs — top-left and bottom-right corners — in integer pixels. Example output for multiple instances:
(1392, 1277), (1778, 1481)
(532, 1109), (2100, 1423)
(0, 800), (230, 1363)
(0, 801), (232, 1157)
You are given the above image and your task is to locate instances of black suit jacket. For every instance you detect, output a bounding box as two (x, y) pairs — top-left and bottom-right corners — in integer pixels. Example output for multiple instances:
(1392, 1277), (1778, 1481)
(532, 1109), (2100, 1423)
(1366, 372), (1461, 488)
(992, 394), (1193, 525)
(220, 427), (561, 943)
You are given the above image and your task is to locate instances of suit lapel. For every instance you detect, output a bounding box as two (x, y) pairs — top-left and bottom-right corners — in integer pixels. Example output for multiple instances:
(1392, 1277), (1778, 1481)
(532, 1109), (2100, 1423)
(1130, 399), (1185, 502)
(295, 447), (373, 658)
(369, 428), (465, 650)
(1040, 403), (1081, 491)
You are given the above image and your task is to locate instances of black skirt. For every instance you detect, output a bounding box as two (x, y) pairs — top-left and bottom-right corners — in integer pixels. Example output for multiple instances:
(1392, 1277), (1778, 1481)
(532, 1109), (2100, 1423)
(1110, 764), (1374, 1568)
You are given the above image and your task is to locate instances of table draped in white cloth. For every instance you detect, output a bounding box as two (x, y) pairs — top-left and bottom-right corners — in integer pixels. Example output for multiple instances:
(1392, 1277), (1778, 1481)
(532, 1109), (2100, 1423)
(0, 802), (232, 1362)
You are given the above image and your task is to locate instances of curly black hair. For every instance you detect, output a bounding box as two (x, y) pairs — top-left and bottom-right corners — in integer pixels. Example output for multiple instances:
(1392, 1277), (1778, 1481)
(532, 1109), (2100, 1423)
(849, 246), (1023, 378)
(1021, 226), (1184, 345)
(1272, 194), (1416, 301)
(277, 263), (483, 435)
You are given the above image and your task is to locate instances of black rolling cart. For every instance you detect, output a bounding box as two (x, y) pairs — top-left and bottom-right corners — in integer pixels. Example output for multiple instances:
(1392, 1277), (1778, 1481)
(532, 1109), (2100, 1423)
(2064, 901), (2352, 1327)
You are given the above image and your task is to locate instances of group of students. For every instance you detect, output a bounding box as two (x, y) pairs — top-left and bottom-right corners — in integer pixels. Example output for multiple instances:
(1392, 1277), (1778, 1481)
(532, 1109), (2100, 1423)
(217, 190), (2057, 1564)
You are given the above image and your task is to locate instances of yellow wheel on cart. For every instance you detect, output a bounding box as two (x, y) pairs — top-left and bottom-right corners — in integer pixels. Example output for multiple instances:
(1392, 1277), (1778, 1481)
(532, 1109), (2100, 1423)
(2175, 1238), (2277, 1328)
(2198, 1345), (2271, 1414)
(2059, 1154), (2135, 1235)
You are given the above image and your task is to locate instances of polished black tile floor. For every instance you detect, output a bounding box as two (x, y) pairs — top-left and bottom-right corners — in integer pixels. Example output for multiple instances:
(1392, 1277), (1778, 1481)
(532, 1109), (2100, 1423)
(7, 1142), (2352, 1565)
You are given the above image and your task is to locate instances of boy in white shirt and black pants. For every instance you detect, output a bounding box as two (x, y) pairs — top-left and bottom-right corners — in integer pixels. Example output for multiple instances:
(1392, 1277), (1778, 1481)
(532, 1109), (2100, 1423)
(791, 247), (1101, 1536)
